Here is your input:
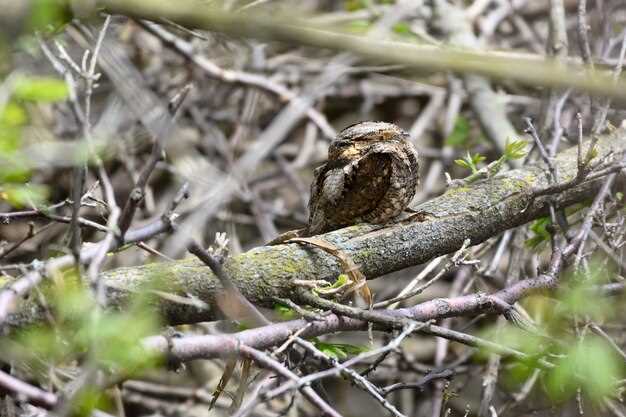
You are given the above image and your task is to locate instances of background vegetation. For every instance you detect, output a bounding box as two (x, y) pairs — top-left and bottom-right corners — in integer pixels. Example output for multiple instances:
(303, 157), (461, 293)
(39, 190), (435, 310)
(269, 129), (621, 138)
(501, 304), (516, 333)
(0, 1), (625, 417)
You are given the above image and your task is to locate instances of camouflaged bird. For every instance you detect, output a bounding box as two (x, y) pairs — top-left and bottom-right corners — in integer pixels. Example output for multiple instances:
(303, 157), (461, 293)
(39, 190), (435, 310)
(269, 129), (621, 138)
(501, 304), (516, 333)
(307, 121), (419, 235)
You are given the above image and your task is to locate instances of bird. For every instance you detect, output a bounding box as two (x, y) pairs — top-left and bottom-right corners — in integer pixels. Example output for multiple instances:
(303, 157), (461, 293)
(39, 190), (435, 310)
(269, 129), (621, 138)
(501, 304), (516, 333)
(306, 121), (419, 235)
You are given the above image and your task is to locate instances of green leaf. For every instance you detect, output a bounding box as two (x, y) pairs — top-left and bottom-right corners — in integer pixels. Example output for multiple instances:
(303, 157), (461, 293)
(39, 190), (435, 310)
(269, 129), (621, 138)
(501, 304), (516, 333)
(273, 302), (296, 320)
(16, 326), (71, 366)
(392, 22), (413, 37)
(1, 184), (48, 208)
(27, 0), (72, 33)
(556, 259), (615, 320)
(329, 274), (349, 289)
(471, 153), (486, 165)
(312, 339), (368, 360)
(546, 339), (621, 402)
(445, 117), (470, 147)
(525, 217), (551, 249)
(454, 159), (471, 169)
(85, 311), (160, 371)
(455, 151), (485, 174)
(1, 102), (28, 126)
(49, 274), (93, 323)
(6, 277), (162, 383)
(503, 139), (528, 160)
(14, 76), (68, 102)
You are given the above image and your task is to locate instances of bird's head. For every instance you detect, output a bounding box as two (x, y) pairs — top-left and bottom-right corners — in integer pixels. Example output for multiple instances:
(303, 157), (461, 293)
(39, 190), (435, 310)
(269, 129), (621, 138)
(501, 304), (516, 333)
(328, 121), (409, 161)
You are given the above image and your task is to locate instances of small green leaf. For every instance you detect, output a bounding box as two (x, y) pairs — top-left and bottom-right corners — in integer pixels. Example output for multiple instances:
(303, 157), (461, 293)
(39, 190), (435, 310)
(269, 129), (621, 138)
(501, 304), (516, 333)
(504, 139), (527, 160)
(392, 22), (412, 37)
(16, 326), (71, 366)
(525, 217), (551, 249)
(312, 339), (368, 360)
(0, 164), (32, 183)
(471, 153), (486, 165)
(454, 159), (470, 169)
(455, 151), (485, 174)
(329, 274), (349, 289)
(14, 76), (68, 102)
(557, 259), (615, 320)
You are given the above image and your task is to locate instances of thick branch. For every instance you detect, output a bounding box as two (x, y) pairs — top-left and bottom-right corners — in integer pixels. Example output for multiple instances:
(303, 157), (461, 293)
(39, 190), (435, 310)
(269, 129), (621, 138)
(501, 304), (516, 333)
(96, 0), (626, 101)
(4, 126), (626, 331)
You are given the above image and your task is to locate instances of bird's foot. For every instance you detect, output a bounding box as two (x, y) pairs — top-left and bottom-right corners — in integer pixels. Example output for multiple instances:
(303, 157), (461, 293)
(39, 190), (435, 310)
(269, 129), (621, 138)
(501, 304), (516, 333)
(266, 228), (307, 245)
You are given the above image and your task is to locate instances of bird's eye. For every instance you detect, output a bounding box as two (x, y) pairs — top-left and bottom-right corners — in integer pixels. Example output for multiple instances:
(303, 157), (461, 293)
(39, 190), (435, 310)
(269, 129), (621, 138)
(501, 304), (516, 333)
(334, 140), (351, 147)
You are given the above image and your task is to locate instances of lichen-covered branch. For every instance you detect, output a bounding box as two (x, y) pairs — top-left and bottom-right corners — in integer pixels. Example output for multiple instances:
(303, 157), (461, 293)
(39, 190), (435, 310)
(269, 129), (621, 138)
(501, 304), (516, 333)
(5, 126), (626, 331)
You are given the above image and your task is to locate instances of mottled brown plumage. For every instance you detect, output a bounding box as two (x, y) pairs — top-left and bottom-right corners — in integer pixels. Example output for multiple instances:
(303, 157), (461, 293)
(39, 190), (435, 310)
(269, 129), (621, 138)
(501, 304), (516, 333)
(307, 121), (419, 235)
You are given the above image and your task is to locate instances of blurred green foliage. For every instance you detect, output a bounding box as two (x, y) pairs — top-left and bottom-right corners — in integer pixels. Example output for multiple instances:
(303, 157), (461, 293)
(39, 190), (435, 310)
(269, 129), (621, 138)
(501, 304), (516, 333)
(445, 116), (471, 147)
(5, 272), (162, 415)
(25, 0), (71, 34)
(16, 274), (161, 371)
(13, 75), (69, 102)
(273, 302), (297, 320)
(344, 0), (394, 12)
(0, 75), (68, 207)
(1, 184), (49, 208)
(526, 203), (590, 250)
(483, 260), (623, 404)
(546, 339), (620, 402)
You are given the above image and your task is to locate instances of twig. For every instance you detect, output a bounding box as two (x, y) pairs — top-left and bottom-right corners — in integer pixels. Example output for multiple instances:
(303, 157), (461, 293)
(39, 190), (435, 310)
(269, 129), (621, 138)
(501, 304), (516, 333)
(138, 20), (336, 139)
(525, 117), (558, 183)
(117, 83), (192, 239)
(0, 222), (36, 260)
(380, 369), (455, 396)
(233, 345), (343, 417)
(576, 0), (594, 68)
(374, 239), (472, 309)
(0, 370), (58, 410)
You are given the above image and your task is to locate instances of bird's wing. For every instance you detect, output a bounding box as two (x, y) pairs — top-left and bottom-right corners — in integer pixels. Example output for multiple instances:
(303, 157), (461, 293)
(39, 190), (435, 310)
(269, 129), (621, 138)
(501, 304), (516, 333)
(339, 152), (392, 219)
